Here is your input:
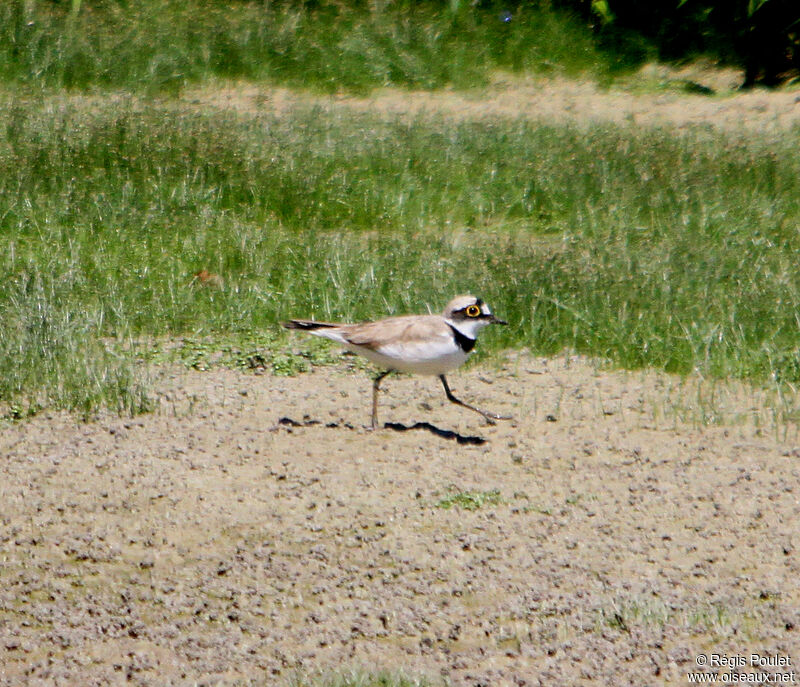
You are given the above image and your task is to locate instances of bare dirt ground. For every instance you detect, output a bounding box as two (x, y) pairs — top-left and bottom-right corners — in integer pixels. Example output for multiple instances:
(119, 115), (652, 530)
(3, 73), (800, 686)
(2, 353), (800, 686)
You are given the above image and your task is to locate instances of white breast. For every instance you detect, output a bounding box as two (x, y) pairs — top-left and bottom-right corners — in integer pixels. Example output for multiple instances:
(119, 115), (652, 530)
(348, 339), (469, 375)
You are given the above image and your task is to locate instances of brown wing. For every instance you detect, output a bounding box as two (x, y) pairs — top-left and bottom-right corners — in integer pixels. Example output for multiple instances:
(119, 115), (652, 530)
(341, 315), (451, 350)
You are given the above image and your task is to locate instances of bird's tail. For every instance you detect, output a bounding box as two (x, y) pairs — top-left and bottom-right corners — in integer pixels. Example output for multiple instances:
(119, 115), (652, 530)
(282, 319), (340, 331)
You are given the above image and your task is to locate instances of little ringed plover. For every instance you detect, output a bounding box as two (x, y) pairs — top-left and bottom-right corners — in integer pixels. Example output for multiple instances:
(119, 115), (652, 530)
(282, 295), (510, 429)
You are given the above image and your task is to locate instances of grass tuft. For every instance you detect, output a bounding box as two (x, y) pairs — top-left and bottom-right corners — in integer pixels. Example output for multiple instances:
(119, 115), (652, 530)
(285, 668), (440, 687)
(597, 598), (757, 640)
(0, 268), (152, 417)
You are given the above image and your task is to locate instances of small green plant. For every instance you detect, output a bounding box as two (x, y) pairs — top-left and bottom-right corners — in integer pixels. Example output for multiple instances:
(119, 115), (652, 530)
(269, 352), (309, 377)
(5, 403), (27, 421)
(179, 340), (216, 371)
(435, 489), (503, 511)
(522, 504), (553, 516)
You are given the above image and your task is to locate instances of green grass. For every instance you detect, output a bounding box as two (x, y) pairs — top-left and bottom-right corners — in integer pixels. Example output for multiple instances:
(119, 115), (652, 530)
(435, 489), (504, 510)
(2, 96), (800, 414)
(147, 330), (340, 376)
(0, 0), (618, 94)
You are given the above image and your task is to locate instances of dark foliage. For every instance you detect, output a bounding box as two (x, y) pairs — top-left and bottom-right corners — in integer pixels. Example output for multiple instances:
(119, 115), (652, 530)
(442, 0), (798, 86)
(559, 0), (798, 86)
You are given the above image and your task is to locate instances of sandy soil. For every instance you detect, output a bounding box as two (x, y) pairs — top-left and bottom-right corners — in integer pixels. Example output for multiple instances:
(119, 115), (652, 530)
(2, 353), (799, 686)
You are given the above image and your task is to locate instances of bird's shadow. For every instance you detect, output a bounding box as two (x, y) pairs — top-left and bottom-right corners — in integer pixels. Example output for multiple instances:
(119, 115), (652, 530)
(277, 416), (356, 430)
(383, 421), (486, 445)
(277, 417), (486, 445)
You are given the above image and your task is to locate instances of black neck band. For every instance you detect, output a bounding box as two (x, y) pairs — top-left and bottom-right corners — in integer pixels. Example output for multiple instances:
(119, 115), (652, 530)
(448, 324), (476, 353)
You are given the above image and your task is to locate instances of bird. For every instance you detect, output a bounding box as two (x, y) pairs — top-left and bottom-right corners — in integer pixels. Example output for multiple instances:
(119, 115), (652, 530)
(282, 295), (510, 429)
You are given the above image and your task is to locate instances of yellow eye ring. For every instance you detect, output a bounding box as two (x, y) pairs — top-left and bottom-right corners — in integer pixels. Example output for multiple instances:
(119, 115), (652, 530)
(466, 305), (481, 317)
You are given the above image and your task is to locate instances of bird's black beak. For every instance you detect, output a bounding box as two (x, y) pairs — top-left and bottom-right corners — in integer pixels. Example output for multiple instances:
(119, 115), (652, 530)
(488, 314), (508, 325)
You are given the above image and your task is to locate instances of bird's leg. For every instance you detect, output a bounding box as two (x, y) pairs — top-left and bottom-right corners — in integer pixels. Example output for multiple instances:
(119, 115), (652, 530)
(371, 370), (392, 430)
(439, 375), (511, 425)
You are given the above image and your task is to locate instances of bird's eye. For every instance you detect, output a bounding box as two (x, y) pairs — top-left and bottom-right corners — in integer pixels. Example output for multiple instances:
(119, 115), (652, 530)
(466, 305), (481, 317)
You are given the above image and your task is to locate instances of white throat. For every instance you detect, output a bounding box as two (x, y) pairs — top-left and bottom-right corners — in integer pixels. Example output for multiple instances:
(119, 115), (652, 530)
(446, 317), (488, 341)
